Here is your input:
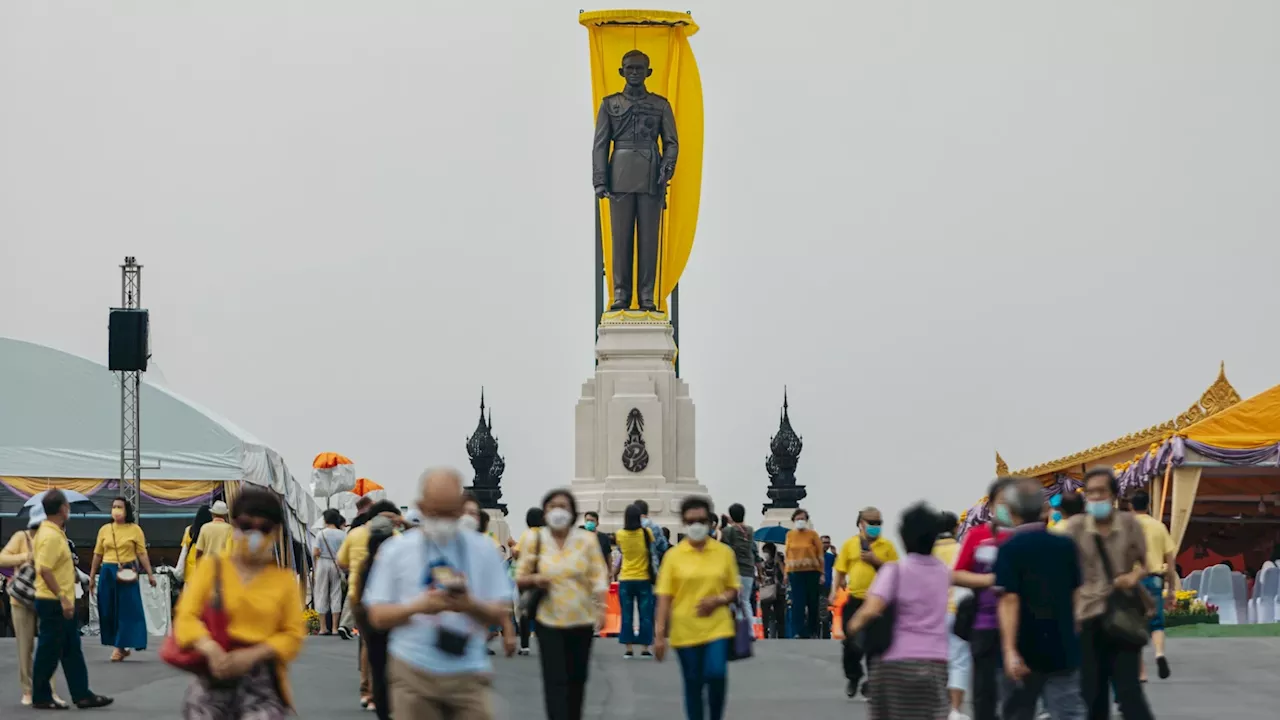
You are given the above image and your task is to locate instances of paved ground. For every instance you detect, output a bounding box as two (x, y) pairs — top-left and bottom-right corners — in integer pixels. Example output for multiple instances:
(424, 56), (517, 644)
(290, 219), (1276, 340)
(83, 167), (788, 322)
(1, 636), (1277, 718)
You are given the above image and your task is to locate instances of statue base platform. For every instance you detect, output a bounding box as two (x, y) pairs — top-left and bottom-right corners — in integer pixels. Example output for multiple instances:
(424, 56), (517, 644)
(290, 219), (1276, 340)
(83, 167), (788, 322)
(760, 508), (797, 538)
(484, 509), (513, 559)
(572, 316), (706, 534)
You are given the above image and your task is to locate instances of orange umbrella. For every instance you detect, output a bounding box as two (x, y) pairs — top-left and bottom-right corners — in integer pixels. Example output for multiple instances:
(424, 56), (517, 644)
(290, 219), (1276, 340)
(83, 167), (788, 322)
(353, 478), (384, 496)
(313, 452), (353, 469)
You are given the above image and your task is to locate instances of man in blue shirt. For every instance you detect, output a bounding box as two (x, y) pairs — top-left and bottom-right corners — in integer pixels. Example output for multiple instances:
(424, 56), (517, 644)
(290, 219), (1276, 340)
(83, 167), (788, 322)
(365, 468), (512, 720)
(994, 477), (1087, 720)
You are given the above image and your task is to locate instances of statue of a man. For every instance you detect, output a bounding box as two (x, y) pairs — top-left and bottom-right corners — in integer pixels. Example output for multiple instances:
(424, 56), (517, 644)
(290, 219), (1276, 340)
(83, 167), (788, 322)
(592, 49), (679, 312)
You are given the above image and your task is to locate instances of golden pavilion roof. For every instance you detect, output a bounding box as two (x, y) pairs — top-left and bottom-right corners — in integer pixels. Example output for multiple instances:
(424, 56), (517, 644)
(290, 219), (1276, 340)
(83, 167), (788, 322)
(1001, 363), (1242, 480)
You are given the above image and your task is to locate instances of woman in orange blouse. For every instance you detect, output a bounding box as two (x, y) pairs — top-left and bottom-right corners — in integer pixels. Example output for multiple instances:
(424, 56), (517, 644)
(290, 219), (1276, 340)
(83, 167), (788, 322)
(784, 508), (825, 639)
(173, 487), (304, 719)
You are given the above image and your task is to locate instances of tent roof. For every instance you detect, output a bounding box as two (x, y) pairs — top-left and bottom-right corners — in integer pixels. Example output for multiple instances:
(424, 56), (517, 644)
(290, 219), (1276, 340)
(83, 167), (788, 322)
(0, 337), (317, 529)
(1006, 364), (1242, 479)
(1, 336), (255, 480)
(1182, 381), (1280, 450)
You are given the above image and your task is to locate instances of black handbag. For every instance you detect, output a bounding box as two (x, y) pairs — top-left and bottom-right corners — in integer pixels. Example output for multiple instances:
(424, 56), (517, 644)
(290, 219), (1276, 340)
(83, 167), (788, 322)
(952, 591), (977, 642)
(518, 531), (546, 620)
(1093, 534), (1151, 651)
(857, 561), (900, 657)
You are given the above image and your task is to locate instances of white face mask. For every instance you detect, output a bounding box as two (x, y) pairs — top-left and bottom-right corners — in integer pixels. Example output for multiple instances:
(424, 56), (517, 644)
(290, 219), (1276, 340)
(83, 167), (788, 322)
(685, 523), (710, 542)
(421, 517), (458, 543)
(546, 507), (574, 530)
(458, 514), (481, 533)
(794, 519), (809, 531)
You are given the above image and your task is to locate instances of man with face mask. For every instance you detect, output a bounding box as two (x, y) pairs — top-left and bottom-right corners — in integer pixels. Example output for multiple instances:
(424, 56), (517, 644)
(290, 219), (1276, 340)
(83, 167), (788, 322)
(365, 468), (512, 720)
(831, 506), (899, 700)
(1063, 469), (1154, 720)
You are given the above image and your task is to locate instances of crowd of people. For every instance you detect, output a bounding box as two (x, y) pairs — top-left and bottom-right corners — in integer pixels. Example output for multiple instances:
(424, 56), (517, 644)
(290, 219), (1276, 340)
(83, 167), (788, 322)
(0, 464), (1181, 720)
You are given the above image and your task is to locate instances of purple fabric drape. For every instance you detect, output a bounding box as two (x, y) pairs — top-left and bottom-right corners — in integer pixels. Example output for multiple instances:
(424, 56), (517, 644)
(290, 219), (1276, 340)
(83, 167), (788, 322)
(1183, 438), (1280, 467)
(2, 479), (211, 507)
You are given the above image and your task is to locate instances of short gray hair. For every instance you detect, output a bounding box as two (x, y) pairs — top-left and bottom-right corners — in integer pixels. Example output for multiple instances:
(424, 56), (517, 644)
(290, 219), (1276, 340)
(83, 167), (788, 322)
(418, 466), (464, 495)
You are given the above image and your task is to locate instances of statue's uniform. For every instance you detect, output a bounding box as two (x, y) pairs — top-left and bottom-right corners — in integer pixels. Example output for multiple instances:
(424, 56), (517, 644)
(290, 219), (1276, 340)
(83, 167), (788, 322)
(592, 90), (679, 310)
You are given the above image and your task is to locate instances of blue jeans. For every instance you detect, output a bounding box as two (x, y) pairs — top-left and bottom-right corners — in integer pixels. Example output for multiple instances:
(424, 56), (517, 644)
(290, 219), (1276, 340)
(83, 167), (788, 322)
(676, 638), (729, 720)
(618, 580), (655, 646)
(787, 571), (821, 639)
(737, 576), (754, 620)
(32, 599), (92, 704)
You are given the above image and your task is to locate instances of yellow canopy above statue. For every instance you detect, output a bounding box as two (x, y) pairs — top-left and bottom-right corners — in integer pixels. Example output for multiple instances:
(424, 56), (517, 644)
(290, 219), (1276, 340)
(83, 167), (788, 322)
(580, 9), (703, 313)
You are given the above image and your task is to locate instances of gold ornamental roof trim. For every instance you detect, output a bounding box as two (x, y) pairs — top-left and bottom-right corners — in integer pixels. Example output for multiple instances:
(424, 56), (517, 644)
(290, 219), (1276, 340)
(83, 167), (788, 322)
(1010, 363), (1242, 479)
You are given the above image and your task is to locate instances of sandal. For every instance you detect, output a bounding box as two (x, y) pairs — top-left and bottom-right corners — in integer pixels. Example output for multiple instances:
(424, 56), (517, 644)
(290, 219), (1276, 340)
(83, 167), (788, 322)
(110, 650), (125, 662)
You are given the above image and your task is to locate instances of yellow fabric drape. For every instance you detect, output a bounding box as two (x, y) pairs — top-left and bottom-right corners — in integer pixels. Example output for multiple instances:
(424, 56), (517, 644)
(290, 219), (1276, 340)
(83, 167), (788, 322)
(1, 477), (106, 495)
(581, 10), (704, 313)
(1169, 466), (1202, 553)
(143, 480), (223, 501)
(1183, 382), (1280, 449)
(1, 477), (225, 501)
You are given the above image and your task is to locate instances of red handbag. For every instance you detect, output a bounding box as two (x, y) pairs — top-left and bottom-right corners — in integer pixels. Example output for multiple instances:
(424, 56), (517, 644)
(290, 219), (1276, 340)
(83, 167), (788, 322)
(161, 557), (233, 674)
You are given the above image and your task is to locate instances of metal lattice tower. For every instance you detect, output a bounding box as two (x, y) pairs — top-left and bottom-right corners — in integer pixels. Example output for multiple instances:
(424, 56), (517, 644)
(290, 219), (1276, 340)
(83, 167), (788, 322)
(119, 257), (143, 510)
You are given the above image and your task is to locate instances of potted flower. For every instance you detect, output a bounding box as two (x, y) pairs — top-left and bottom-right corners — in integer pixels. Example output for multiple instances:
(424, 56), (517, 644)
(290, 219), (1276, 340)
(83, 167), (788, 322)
(1165, 589), (1220, 627)
(303, 608), (322, 635)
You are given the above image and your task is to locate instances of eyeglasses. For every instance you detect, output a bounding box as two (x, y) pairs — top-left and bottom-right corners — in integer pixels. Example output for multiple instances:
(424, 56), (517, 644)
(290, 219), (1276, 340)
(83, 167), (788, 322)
(234, 519), (276, 534)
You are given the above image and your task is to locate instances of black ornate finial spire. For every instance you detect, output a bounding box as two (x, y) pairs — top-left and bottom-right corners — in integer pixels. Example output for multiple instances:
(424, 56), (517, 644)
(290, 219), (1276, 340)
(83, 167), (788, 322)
(763, 388), (806, 514)
(465, 388), (507, 513)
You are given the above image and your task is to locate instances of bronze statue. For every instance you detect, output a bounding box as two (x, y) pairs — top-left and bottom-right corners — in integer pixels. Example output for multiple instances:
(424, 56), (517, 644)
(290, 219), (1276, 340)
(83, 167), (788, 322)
(592, 49), (679, 312)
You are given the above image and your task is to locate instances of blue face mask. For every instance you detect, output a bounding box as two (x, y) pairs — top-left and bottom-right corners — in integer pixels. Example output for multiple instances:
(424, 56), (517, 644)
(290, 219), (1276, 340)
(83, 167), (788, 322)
(994, 505), (1014, 526)
(1086, 501), (1113, 520)
(865, 526), (881, 539)
(584, 521), (597, 532)
(1051, 510), (1063, 524)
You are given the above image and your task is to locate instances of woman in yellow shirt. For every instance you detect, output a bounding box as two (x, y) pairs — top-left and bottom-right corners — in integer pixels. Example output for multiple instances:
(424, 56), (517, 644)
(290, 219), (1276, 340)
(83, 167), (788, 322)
(174, 486), (304, 719)
(615, 503), (656, 657)
(89, 497), (156, 661)
(654, 496), (740, 720)
(517, 489), (609, 720)
(178, 505), (214, 584)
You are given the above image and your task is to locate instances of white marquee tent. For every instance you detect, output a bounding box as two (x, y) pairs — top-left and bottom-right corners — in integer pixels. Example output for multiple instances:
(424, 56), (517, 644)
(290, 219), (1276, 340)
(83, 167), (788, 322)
(0, 336), (319, 541)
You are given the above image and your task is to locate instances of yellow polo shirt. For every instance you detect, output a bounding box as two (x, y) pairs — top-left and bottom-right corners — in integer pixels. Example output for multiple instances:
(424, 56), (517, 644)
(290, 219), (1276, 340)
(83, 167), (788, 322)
(834, 535), (899, 599)
(94, 522), (147, 564)
(655, 539), (740, 648)
(33, 521), (75, 601)
(1135, 514), (1176, 575)
(337, 525), (370, 600)
(196, 520), (234, 558)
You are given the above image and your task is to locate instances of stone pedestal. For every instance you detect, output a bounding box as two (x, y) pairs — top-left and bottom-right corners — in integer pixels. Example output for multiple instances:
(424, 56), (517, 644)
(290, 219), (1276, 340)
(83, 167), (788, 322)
(761, 509), (796, 532)
(572, 312), (708, 534)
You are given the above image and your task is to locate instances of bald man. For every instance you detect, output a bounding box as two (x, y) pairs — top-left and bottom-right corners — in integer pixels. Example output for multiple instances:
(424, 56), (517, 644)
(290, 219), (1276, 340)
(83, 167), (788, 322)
(364, 468), (511, 720)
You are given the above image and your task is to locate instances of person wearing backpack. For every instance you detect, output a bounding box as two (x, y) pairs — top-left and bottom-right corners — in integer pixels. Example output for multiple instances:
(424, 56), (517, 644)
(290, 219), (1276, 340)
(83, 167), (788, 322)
(1, 507), (67, 708)
(615, 504), (657, 658)
(720, 504), (760, 620)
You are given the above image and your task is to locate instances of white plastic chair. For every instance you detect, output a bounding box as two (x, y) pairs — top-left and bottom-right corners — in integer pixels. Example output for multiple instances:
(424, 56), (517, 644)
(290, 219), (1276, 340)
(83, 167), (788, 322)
(1201, 565), (1239, 625)
(1184, 569), (1202, 595)
(1253, 567), (1279, 624)
(1232, 573), (1250, 624)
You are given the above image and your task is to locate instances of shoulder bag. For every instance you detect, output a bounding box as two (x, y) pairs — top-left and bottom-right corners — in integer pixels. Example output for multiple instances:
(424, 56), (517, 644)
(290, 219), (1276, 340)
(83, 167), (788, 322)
(1092, 532), (1152, 651)
(6, 530), (38, 609)
(857, 561), (901, 657)
(641, 527), (657, 583)
(160, 557), (234, 675)
(952, 590), (977, 642)
(111, 525), (140, 584)
(518, 531), (546, 620)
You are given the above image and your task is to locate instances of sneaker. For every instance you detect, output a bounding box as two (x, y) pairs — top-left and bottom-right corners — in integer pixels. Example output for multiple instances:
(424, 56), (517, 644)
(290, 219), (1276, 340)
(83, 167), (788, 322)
(623, 651), (634, 659)
(860, 682), (871, 701)
(518, 648), (530, 656)
(1157, 655), (1171, 679)
(845, 681), (857, 699)
(641, 650), (653, 658)
(949, 711), (972, 720)
(337, 627), (353, 641)
(75, 695), (114, 710)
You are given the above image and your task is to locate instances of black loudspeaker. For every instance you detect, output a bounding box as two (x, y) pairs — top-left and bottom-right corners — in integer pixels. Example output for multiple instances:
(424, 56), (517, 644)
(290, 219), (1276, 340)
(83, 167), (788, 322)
(108, 309), (149, 371)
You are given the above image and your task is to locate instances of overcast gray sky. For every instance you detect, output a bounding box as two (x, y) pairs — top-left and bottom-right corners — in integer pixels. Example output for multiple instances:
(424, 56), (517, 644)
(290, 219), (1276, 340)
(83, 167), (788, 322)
(3, 2), (1278, 541)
